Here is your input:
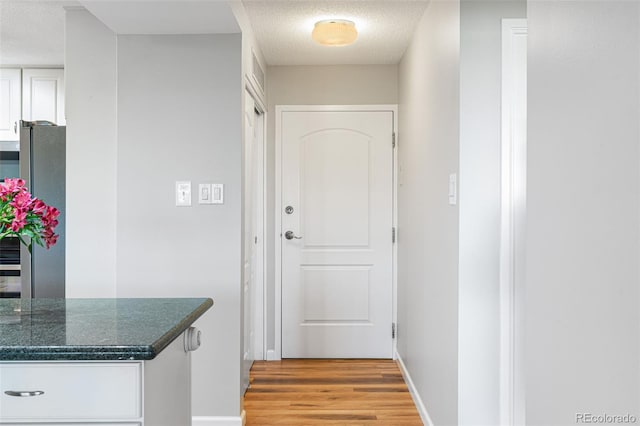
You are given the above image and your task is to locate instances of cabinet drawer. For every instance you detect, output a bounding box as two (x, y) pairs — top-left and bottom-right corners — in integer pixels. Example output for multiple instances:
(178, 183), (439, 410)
(0, 363), (142, 421)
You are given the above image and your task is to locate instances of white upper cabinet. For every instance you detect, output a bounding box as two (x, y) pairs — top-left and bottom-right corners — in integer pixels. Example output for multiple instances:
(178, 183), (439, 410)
(0, 69), (22, 141)
(22, 68), (65, 125)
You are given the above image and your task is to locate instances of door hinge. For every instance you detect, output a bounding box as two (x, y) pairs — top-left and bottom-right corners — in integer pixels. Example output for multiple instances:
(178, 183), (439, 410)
(392, 323), (396, 339)
(392, 132), (396, 148)
(392, 227), (396, 243)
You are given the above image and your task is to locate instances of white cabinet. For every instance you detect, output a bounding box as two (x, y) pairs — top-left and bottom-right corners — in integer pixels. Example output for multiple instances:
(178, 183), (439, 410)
(0, 334), (189, 426)
(0, 68), (66, 140)
(0, 69), (21, 141)
(0, 363), (142, 422)
(22, 69), (65, 125)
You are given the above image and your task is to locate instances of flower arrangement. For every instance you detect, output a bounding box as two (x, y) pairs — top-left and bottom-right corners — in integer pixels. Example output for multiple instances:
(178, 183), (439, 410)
(0, 178), (60, 253)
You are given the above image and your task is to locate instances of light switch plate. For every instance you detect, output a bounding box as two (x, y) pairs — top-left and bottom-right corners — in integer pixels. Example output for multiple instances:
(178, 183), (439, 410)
(212, 184), (224, 204)
(176, 181), (191, 207)
(199, 183), (212, 204)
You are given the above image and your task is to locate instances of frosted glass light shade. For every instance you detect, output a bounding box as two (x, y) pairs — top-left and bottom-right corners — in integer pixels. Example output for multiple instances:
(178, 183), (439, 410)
(312, 20), (357, 46)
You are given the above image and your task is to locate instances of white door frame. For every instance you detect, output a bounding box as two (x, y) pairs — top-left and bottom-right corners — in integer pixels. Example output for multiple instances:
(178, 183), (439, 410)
(500, 18), (527, 426)
(274, 104), (398, 360)
(245, 77), (267, 360)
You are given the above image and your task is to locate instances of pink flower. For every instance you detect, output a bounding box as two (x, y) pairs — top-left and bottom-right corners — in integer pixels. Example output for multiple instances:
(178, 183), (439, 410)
(0, 180), (60, 250)
(42, 216), (59, 229)
(0, 178), (26, 194)
(45, 234), (58, 249)
(43, 206), (60, 221)
(32, 199), (47, 216)
(1, 178), (26, 202)
(10, 209), (27, 232)
(2, 178), (25, 194)
(10, 191), (33, 210)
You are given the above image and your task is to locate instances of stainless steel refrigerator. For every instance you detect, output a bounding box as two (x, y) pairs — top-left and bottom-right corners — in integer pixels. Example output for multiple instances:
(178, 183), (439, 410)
(19, 121), (65, 298)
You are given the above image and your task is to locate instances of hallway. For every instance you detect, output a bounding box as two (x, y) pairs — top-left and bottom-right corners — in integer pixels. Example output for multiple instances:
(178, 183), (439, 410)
(244, 359), (423, 425)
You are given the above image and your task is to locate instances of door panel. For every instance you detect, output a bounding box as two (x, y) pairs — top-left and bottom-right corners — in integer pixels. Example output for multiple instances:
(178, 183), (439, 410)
(281, 110), (393, 358)
(302, 131), (370, 246)
(301, 266), (371, 321)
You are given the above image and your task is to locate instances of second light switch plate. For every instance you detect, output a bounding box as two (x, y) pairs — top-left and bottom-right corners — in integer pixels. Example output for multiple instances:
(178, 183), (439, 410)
(198, 183), (223, 204)
(211, 184), (224, 204)
(199, 183), (212, 204)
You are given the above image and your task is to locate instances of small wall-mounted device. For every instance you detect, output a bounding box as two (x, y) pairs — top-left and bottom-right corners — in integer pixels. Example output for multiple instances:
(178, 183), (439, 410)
(448, 173), (457, 206)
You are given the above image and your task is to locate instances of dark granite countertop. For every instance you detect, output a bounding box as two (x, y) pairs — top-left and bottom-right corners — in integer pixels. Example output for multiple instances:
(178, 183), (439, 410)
(0, 298), (213, 361)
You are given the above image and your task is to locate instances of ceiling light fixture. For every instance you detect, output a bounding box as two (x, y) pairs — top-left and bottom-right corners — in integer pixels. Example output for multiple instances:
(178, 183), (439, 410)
(312, 19), (357, 47)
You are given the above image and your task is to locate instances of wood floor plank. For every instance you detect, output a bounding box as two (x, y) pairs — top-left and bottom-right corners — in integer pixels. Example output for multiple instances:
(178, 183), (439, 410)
(244, 359), (423, 425)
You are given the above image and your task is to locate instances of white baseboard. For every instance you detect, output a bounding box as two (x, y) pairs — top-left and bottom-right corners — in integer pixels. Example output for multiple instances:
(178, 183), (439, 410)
(396, 350), (435, 426)
(266, 349), (279, 360)
(192, 415), (243, 426)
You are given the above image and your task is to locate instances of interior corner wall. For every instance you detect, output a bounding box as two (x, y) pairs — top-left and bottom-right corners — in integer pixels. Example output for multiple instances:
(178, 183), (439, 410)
(526, 1), (640, 423)
(397, 1), (460, 424)
(66, 14), (244, 417)
(458, 1), (525, 424)
(114, 34), (243, 417)
(65, 9), (118, 298)
(264, 64), (398, 351)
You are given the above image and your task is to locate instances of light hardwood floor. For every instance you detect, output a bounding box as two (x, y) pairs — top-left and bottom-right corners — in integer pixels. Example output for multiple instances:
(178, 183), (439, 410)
(244, 359), (423, 425)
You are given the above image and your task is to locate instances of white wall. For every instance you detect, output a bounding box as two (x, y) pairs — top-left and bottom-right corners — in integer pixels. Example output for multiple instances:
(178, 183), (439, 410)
(65, 9), (117, 298)
(458, 1), (525, 424)
(526, 1), (640, 424)
(397, 1), (460, 424)
(66, 11), (244, 419)
(265, 65), (398, 351)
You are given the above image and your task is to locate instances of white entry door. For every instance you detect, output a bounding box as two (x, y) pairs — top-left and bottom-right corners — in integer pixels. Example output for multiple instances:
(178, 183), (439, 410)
(281, 109), (394, 358)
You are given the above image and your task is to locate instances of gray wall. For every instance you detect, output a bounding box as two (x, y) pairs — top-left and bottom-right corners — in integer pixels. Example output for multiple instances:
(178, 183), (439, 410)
(65, 9), (118, 298)
(115, 34), (242, 417)
(458, 1), (525, 424)
(65, 11), (243, 418)
(265, 65), (398, 351)
(526, 1), (640, 424)
(397, 1), (460, 424)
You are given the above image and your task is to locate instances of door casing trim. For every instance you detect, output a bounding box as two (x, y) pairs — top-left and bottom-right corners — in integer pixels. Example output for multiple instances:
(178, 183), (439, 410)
(245, 77), (268, 362)
(500, 19), (527, 426)
(274, 104), (398, 360)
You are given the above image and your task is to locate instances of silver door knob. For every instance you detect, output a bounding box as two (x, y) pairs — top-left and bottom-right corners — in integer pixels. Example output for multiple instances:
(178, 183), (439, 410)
(284, 231), (302, 240)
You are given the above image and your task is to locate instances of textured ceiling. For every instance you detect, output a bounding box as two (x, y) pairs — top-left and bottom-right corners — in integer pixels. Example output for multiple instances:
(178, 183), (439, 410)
(0, 0), (430, 66)
(242, 0), (430, 66)
(80, 1), (240, 35)
(0, 1), (74, 66)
